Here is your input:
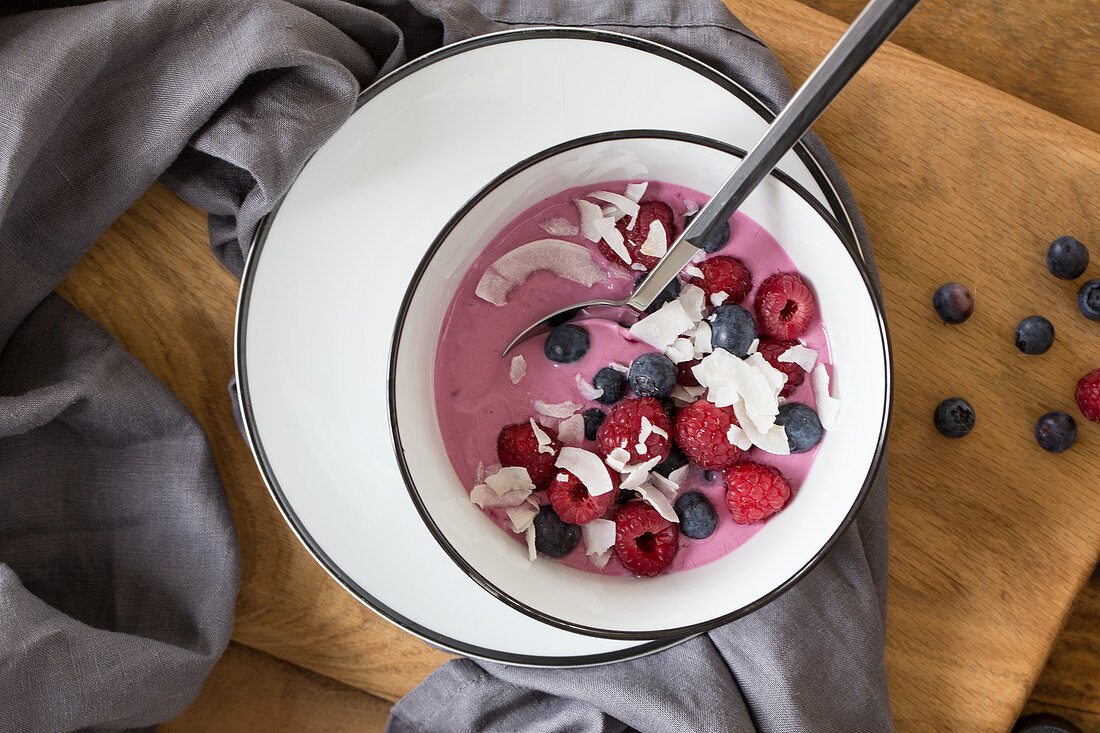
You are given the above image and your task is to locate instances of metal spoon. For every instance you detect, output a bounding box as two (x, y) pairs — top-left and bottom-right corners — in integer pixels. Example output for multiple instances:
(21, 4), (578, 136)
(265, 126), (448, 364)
(504, 0), (920, 355)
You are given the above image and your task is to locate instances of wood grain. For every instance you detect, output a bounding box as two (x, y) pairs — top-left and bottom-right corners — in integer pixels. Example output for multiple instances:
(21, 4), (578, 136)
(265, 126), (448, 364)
(54, 1), (1100, 729)
(162, 642), (392, 732)
(797, 0), (1100, 132)
(1028, 574), (1100, 724)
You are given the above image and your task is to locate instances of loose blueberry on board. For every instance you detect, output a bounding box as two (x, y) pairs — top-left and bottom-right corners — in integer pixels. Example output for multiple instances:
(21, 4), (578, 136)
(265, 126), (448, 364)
(533, 505), (581, 558)
(775, 402), (824, 453)
(544, 323), (590, 363)
(629, 353), (677, 400)
(1035, 411), (1077, 453)
(1047, 236), (1089, 280)
(932, 282), (974, 324)
(634, 272), (682, 314)
(1014, 315), (1055, 354)
(1078, 279), (1100, 321)
(709, 303), (758, 357)
(674, 491), (718, 539)
(1076, 369), (1100, 423)
(582, 408), (606, 441)
(653, 442), (688, 477)
(683, 211), (731, 254)
(933, 397), (975, 438)
(592, 367), (627, 405)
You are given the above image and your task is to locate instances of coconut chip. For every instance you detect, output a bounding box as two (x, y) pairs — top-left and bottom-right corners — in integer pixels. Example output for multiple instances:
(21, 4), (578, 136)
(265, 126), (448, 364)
(628, 299), (694, 351)
(668, 465), (691, 485)
(474, 269), (512, 307)
(588, 190), (641, 228)
(683, 264), (704, 280)
(634, 482), (679, 522)
(619, 456), (663, 490)
(605, 447), (632, 472)
(812, 364), (841, 430)
(710, 292), (729, 308)
(475, 239), (607, 306)
(681, 198), (700, 215)
(574, 199), (607, 242)
(538, 216), (579, 237)
(530, 418), (555, 454)
(624, 182), (649, 203)
(558, 413), (585, 446)
(525, 525), (537, 561)
(693, 350), (784, 433)
(747, 338), (759, 356)
(485, 466), (535, 496)
(664, 337), (695, 364)
(639, 221), (668, 256)
(692, 321), (713, 357)
(670, 384), (705, 404)
(731, 398), (790, 455)
(506, 496), (541, 533)
(509, 355), (527, 385)
(638, 416), (668, 443)
(555, 447), (615, 496)
(609, 361), (630, 374)
(581, 518), (616, 558)
(779, 344), (819, 373)
(677, 283), (706, 324)
(726, 422), (753, 450)
(648, 471), (679, 498)
(575, 373), (604, 401)
(470, 484), (532, 509)
(534, 400), (581, 419)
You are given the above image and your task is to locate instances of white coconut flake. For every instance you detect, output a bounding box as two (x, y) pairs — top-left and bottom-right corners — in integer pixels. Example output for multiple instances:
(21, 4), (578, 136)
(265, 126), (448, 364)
(693, 350), (783, 433)
(731, 399), (790, 455)
(747, 338), (759, 356)
(619, 456), (663, 490)
(574, 199), (607, 242)
(681, 198), (700, 215)
(638, 416), (668, 443)
(537, 414), (557, 429)
(779, 344), (819, 373)
(624, 182), (649, 203)
(635, 442), (648, 455)
(692, 321), (713, 357)
(710, 292), (729, 308)
(525, 525), (537, 561)
(634, 482), (679, 522)
(678, 283), (706, 323)
(588, 190), (641, 228)
(470, 484), (532, 509)
(539, 216), (579, 237)
(812, 364), (841, 430)
(474, 268), (511, 306)
(575, 373), (604, 401)
(628, 299), (694, 351)
(639, 221), (668, 256)
(726, 422), (753, 450)
(649, 472), (679, 498)
(485, 466), (535, 496)
(530, 418), (554, 454)
(668, 465), (691, 485)
(609, 362), (630, 374)
(664, 337), (695, 364)
(477, 239), (607, 306)
(605, 230), (632, 265)
(582, 519), (616, 560)
(506, 497), (540, 533)
(745, 352), (786, 395)
(670, 384), (705, 404)
(534, 400), (581, 419)
(684, 264), (704, 280)
(509, 355), (527, 385)
(555, 447), (614, 496)
(558, 413), (585, 445)
(606, 447), (631, 471)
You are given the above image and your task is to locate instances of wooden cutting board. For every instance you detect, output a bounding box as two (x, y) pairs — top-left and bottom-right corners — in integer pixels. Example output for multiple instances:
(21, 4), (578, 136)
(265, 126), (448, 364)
(56, 0), (1099, 729)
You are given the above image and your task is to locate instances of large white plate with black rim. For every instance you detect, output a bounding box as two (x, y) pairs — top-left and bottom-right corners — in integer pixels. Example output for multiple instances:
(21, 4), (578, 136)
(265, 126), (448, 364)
(236, 27), (868, 666)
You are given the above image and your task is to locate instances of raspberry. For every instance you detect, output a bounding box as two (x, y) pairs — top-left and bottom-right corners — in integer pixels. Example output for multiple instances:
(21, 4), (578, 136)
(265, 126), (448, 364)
(497, 422), (560, 490)
(614, 502), (679, 577)
(676, 358), (701, 387)
(673, 400), (743, 470)
(1076, 368), (1100, 423)
(595, 397), (672, 464)
(755, 272), (816, 340)
(599, 201), (675, 271)
(689, 255), (752, 306)
(725, 462), (792, 524)
(756, 338), (805, 397)
(548, 467), (618, 524)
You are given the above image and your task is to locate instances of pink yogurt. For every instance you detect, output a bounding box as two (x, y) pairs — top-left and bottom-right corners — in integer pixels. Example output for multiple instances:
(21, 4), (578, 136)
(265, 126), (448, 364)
(435, 180), (830, 577)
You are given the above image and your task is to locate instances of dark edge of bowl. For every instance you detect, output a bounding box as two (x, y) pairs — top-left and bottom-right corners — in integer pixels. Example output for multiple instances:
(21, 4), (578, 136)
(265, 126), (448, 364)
(235, 27), (884, 663)
(387, 128), (894, 640)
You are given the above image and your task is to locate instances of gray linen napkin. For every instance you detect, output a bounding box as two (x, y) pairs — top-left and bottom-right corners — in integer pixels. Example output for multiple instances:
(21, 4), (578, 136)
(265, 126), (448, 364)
(0, 1), (891, 730)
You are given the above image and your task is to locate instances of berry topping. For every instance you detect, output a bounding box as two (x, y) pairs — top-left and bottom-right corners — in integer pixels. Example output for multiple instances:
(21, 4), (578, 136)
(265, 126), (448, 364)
(756, 338), (805, 397)
(673, 399), (743, 470)
(544, 323), (590, 363)
(683, 211), (731, 254)
(592, 367), (627, 404)
(932, 282), (974, 325)
(654, 442), (688, 477)
(595, 397), (672, 464)
(690, 255), (752, 305)
(725, 462), (792, 524)
(775, 402), (824, 453)
(1035, 411), (1077, 453)
(1047, 236), (1089, 280)
(1076, 369), (1100, 423)
(582, 408), (606, 441)
(634, 272), (682, 314)
(1079, 279), (1100, 321)
(674, 491), (718, 539)
(548, 468), (618, 524)
(933, 397), (975, 438)
(533, 505), (581, 558)
(708, 303), (758, 357)
(600, 201), (675, 271)
(676, 358), (701, 387)
(1015, 315), (1054, 354)
(629, 353), (677, 400)
(497, 422), (561, 489)
(755, 272), (816, 340)
(614, 502), (679, 576)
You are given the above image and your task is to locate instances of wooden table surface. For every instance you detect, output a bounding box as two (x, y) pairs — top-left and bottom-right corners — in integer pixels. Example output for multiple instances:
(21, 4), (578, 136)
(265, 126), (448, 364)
(55, 0), (1099, 730)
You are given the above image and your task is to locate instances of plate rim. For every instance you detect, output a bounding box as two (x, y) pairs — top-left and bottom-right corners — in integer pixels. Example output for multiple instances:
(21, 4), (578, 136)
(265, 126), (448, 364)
(235, 27), (881, 664)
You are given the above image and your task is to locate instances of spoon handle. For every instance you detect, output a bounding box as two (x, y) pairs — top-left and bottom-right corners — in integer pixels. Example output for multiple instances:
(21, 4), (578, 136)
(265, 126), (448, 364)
(630, 0), (920, 312)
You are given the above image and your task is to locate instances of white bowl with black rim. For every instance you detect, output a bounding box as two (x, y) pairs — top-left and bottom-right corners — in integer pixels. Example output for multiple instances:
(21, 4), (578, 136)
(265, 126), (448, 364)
(390, 130), (891, 639)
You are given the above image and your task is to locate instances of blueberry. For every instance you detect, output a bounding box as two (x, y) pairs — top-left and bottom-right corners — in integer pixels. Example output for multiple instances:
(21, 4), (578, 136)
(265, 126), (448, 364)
(1035, 411), (1077, 453)
(932, 282), (973, 324)
(544, 323), (589, 363)
(1014, 315), (1054, 354)
(629, 353), (677, 400)
(634, 272), (682, 314)
(933, 397), (975, 438)
(775, 402), (824, 453)
(533, 505), (580, 558)
(1047, 236), (1089, 280)
(654, 443), (688, 477)
(674, 491), (718, 539)
(709, 304), (757, 357)
(582, 408), (606, 441)
(592, 367), (627, 404)
(684, 211), (731, 254)
(616, 489), (640, 504)
(1079, 279), (1100, 321)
